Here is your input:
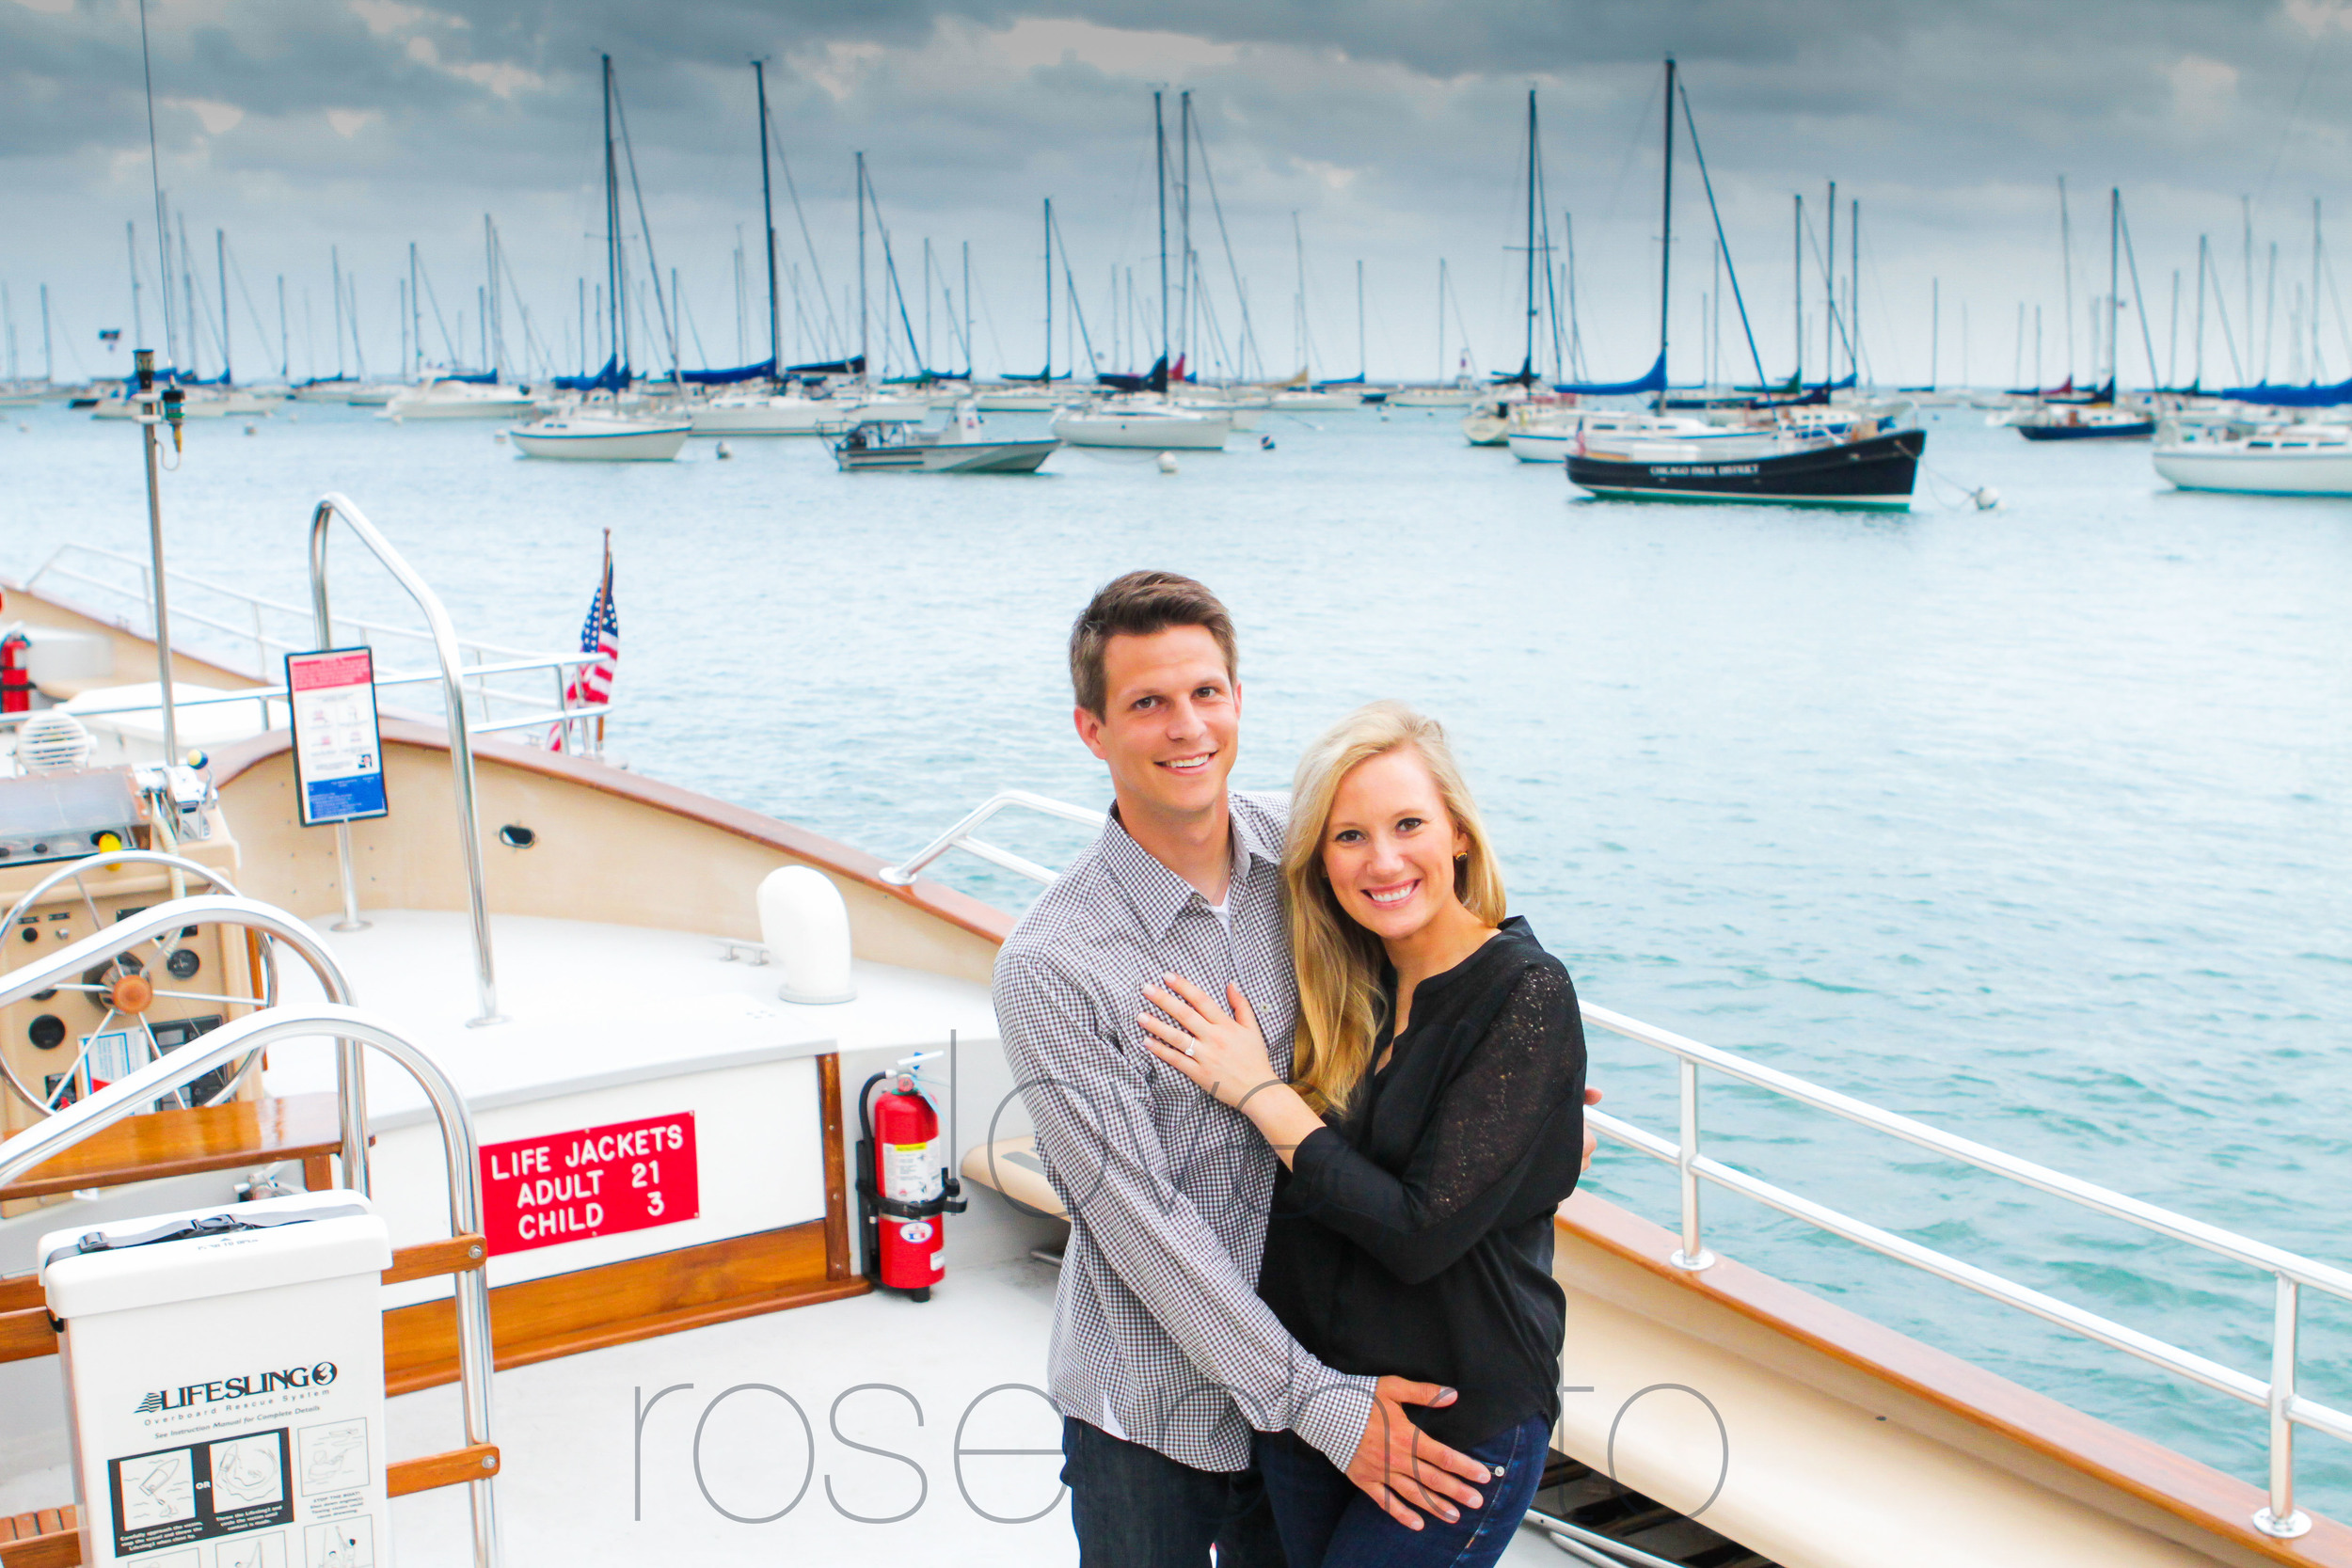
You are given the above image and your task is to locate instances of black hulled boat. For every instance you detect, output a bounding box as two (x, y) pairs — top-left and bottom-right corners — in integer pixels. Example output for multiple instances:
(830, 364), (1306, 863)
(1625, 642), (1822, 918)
(1566, 426), (1924, 507)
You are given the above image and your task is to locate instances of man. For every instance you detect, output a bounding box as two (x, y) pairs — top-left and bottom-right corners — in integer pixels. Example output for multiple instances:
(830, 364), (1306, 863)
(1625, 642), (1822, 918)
(994, 571), (1496, 1567)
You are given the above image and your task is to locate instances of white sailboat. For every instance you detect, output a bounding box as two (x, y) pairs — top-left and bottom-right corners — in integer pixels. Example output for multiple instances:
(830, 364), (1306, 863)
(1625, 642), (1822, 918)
(381, 380), (539, 421)
(508, 409), (689, 461)
(2153, 420), (2352, 494)
(1049, 397), (1231, 450)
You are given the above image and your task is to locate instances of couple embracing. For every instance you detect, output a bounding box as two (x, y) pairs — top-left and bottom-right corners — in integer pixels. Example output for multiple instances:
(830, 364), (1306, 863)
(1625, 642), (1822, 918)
(994, 571), (1598, 1568)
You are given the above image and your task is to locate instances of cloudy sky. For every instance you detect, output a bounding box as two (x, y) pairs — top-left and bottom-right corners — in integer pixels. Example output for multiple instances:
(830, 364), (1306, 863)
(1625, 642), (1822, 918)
(6, 0), (2352, 388)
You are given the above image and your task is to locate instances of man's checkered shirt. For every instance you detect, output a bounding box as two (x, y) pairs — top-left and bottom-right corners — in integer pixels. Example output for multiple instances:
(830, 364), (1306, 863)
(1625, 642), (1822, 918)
(993, 791), (1377, 1474)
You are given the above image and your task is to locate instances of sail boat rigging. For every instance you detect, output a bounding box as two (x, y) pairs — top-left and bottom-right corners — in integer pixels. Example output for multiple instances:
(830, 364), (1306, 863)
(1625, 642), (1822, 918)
(1565, 58), (1925, 505)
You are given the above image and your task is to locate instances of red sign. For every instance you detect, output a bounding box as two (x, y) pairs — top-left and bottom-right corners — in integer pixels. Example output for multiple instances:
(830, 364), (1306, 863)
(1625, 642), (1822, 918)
(479, 1112), (699, 1255)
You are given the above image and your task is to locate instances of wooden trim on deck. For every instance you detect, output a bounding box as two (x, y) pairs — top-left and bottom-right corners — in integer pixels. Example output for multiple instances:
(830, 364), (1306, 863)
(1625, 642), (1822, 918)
(382, 1219), (867, 1395)
(818, 1053), (851, 1280)
(0, 1093), (343, 1203)
(205, 721), (1020, 947)
(386, 1444), (500, 1497)
(1557, 1192), (2352, 1567)
(0, 1507), (76, 1568)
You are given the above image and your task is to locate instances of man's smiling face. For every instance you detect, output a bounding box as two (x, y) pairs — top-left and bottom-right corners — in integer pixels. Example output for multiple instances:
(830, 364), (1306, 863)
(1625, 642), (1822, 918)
(1073, 624), (1241, 828)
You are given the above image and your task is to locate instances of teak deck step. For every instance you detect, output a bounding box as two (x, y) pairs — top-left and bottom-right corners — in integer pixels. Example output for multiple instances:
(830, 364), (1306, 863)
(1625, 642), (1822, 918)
(0, 1508), (75, 1568)
(0, 1092), (344, 1203)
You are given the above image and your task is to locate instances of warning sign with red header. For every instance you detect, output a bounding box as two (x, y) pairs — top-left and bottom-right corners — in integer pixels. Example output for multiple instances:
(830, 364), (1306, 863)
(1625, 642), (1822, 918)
(479, 1111), (698, 1255)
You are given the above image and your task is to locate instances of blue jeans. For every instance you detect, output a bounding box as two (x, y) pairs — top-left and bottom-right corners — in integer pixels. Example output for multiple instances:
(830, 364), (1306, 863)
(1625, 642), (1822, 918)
(1253, 1413), (1549, 1568)
(1060, 1417), (1288, 1568)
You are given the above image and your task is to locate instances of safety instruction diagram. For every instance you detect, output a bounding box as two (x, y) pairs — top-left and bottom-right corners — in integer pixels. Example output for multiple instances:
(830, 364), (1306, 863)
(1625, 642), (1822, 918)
(109, 1429), (291, 1556)
(285, 648), (388, 827)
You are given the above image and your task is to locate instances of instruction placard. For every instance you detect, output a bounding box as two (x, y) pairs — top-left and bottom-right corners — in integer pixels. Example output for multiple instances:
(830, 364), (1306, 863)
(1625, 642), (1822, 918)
(480, 1111), (699, 1255)
(286, 648), (387, 828)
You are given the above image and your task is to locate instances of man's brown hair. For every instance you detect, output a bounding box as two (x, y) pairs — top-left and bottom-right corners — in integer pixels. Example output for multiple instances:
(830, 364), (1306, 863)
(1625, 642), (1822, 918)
(1069, 570), (1238, 718)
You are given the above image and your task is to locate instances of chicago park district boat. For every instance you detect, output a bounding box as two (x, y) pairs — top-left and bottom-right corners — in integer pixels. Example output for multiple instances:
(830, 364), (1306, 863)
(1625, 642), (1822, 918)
(0, 494), (2343, 1568)
(1565, 421), (1927, 508)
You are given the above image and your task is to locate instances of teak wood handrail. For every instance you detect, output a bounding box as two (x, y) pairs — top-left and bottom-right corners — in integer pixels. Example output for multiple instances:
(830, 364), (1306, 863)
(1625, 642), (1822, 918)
(0, 1093), (346, 1203)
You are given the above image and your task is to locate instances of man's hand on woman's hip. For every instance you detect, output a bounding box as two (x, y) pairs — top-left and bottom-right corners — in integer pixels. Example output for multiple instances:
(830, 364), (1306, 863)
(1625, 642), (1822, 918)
(1343, 1376), (1492, 1530)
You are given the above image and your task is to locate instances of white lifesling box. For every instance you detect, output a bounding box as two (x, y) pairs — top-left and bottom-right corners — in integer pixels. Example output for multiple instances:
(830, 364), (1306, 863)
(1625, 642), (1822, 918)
(38, 1191), (393, 1568)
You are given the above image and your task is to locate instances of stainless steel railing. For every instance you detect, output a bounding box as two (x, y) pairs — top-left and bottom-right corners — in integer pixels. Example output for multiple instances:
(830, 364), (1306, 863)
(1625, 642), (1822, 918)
(1581, 1000), (2350, 1540)
(21, 543), (591, 744)
(887, 788), (2346, 1538)
(310, 494), (502, 1025)
(877, 789), (1105, 886)
(0, 1001), (500, 1568)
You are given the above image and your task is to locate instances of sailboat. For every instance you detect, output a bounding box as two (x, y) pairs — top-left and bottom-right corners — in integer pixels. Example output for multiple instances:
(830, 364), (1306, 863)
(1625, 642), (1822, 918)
(510, 57), (699, 459)
(2014, 192), (2154, 441)
(1566, 61), (1925, 506)
(1462, 92), (1554, 445)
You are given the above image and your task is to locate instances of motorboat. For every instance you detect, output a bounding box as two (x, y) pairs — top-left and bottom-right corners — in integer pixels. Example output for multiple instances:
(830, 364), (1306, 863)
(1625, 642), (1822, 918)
(0, 511), (2343, 1568)
(1567, 417), (1927, 507)
(832, 402), (1060, 473)
(507, 410), (690, 461)
(2014, 404), (2157, 441)
(832, 398), (1060, 472)
(686, 392), (840, 436)
(2153, 420), (2352, 495)
(1049, 396), (1231, 451)
(381, 380), (541, 422)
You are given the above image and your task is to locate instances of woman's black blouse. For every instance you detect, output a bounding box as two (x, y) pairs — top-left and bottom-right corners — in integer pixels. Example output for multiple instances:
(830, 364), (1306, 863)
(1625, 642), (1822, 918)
(1257, 916), (1587, 1450)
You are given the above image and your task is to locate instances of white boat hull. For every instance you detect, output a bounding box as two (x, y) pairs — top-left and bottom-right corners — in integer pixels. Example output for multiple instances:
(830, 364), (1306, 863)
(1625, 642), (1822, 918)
(2153, 446), (2352, 495)
(688, 399), (837, 435)
(1050, 407), (1230, 450)
(389, 397), (539, 420)
(510, 422), (690, 461)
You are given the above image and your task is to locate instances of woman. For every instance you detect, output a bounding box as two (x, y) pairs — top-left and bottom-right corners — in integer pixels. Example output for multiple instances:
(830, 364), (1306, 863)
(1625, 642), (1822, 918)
(1138, 701), (1589, 1568)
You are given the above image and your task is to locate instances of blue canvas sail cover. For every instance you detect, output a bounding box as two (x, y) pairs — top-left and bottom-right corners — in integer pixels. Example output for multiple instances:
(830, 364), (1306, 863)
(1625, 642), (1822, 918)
(681, 357), (776, 386)
(785, 355), (865, 377)
(2220, 375), (2352, 407)
(553, 356), (629, 392)
(1549, 354), (1667, 397)
(1096, 356), (1169, 395)
(437, 370), (500, 385)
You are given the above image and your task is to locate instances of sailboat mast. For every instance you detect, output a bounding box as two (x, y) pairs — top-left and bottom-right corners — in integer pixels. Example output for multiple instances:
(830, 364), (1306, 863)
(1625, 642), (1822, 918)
(1437, 259), (1446, 380)
(855, 151), (868, 383)
(2315, 199), (2325, 381)
(1042, 197), (1053, 379)
(1180, 90), (1193, 371)
(1524, 87), (1538, 381)
(2058, 175), (2073, 386)
(408, 243), (420, 380)
(215, 229), (230, 382)
(332, 244), (345, 379)
(963, 240), (972, 376)
(1358, 259), (1366, 381)
(755, 60), (781, 372)
(1656, 57), (1676, 413)
(1823, 184), (1834, 389)
(603, 55), (625, 373)
(1154, 90), (1168, 366)
(1792, 195), (1802, 384)
(2108, 187), (2121, 392)
(1850, 197), (1859, 385)
(278, 274), (288, 378)
(127, 222), (144, 354)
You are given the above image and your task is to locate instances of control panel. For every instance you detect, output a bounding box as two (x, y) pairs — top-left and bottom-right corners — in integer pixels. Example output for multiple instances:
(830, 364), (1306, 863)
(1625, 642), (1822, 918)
(0, 768), (251, 1218)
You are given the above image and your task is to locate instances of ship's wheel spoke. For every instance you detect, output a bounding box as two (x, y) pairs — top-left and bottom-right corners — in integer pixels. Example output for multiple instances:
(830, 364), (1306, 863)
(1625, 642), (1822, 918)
(147, 986), (250, 1009)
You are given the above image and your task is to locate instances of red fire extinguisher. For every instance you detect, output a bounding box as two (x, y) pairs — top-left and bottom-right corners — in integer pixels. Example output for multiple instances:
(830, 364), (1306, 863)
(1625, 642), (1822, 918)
(856, 1060), (965, 1302)
(1, 629), (31, 715)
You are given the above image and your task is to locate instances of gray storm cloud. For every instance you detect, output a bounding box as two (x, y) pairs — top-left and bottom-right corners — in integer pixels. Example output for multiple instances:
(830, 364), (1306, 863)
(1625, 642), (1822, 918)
(0, 0), (2341, 386)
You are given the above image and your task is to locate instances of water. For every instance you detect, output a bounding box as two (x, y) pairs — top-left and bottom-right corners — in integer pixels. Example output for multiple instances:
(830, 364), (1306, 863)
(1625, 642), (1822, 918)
(5, 399), (2348, 1516)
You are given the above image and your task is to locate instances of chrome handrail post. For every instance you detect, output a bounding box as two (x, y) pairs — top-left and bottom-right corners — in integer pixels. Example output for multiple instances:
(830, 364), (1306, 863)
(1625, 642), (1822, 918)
(2254, 1274), (2312, 1538)
(310, 494), (502, 1025)
(1670, 1057), (1714, 1271)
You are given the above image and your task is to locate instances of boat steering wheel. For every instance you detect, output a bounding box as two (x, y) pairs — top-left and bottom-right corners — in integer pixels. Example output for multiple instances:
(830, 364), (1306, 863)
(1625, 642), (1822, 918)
(0, 850), (278, 1117)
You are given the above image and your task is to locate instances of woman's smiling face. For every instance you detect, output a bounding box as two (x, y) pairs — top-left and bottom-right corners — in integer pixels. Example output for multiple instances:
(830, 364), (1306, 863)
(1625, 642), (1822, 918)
(1319, 746), (1470, 942)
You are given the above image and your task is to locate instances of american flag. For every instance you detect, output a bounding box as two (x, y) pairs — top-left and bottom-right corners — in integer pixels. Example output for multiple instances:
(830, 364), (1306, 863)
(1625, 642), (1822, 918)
(549, 531), (618, 752)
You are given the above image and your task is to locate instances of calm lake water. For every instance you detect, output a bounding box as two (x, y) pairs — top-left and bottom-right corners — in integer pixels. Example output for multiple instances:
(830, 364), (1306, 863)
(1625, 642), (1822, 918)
(4, 394), (2347, 1513)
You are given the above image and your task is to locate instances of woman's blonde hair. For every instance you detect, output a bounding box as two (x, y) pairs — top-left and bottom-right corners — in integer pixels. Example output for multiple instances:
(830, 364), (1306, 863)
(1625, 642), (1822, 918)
(1284, 702), (1506, 1114)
